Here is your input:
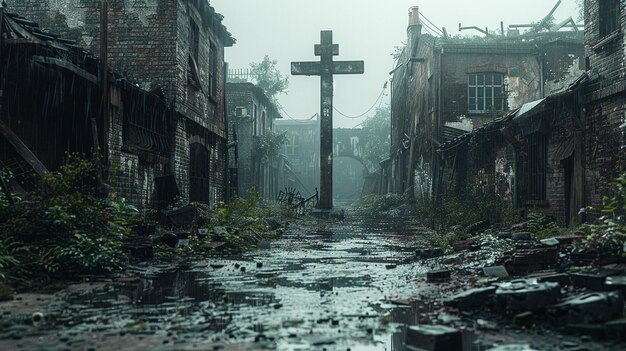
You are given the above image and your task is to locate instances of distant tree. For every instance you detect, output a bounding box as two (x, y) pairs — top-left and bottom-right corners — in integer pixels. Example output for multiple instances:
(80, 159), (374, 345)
(249, 55), (289, 100)
(361, 105), (391, 167)
(575, 0), (584, 22)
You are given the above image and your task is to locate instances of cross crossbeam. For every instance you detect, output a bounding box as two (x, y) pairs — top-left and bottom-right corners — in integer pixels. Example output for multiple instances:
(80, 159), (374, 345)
(291, 30), (364, 210)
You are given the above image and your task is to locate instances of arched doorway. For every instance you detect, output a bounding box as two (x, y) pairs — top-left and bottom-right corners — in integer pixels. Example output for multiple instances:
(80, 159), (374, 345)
(333, 156), (366, 206)
(189, 142), (210, 203)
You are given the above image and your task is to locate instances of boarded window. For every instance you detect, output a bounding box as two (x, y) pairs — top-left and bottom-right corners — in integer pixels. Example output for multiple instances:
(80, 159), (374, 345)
(600, 0), (620, 37)
(468, 73), (504, 113)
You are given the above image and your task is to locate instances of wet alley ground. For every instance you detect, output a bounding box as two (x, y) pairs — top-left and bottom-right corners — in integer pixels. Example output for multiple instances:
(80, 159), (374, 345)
(0, 209), (429, 350)
(1, 209), (625, 351)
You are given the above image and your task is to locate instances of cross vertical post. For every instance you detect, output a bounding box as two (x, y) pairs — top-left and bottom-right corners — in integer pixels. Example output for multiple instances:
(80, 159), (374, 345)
(291, 31), (364, 210)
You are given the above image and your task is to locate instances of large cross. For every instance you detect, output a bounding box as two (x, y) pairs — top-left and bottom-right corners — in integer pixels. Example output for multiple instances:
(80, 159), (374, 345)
(291, 31), (364, 210)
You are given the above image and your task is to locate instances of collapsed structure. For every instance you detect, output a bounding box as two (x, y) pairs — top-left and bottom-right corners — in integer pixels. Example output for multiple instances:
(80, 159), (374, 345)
(0, 0), (234, 208)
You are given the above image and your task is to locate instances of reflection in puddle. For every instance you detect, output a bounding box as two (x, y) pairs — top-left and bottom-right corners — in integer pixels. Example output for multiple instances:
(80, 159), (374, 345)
(11, 210), (428, 350)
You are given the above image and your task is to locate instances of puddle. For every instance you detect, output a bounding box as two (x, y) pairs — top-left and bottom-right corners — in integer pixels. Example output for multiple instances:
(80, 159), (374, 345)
(0, 209), (430, 350)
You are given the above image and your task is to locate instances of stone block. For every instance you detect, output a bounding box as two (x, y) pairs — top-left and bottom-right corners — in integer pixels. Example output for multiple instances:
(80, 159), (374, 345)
(445, 286), (497, 309)
(495, 279), (561, 312)
(427, 269), (451, 282)
(571, 269), (623, 291)
(405, 325), (462, 351)
(550, 291), (624, 324)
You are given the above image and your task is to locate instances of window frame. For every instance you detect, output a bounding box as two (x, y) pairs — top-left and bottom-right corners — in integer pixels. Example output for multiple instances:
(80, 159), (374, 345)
(467, 72), (505, 114)
(599, 0), (620, 38)
(209, 43), (217, 97)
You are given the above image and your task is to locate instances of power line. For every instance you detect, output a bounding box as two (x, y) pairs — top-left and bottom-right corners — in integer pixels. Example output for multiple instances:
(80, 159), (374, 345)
(421, 20), (442, 37)
(420, 13), (444, 36)
(276, 102), (318, 122)
(333, 84), (387, 119)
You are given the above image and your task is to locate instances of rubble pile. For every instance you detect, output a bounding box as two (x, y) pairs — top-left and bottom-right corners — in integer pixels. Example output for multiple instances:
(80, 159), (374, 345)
(404, 224), (626, 350)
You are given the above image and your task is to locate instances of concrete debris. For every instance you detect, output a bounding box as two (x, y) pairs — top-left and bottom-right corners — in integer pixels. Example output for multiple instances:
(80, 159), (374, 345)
(445, 286), (497, 309)
(483, 266), (509, 278)
(495, 279), (561, 312)
(571, 269), (623, 291)
(405, 325), (462, 351)
(550, 291), (624, 324)
(427, 269), (451, 282)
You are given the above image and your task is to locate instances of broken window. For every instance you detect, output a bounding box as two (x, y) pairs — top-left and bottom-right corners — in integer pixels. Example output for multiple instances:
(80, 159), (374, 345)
(188, 18), (201, 90)
(209, 43), (217, 96)
(599, 0), (620, 37)
(190, 18), (200, 62)
(468, 73), (504, 113)
(523, 133), (547, 204)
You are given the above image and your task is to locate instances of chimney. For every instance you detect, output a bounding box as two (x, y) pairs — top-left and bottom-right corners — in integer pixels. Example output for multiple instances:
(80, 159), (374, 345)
(408, 6), (422, 28)
(407, 6), (422, 53)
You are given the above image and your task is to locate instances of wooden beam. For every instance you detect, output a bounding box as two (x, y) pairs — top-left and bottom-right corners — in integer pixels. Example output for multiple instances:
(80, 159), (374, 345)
(0, 119), (48, 177)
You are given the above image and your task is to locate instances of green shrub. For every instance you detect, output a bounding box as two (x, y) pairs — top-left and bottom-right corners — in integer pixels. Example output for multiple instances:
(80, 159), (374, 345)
(416, 188), (518, 232)
(0, 154), (133, 288)
(355, 193), (410, 212)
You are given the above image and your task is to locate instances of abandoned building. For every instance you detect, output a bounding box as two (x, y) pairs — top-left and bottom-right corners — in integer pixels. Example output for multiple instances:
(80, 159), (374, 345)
(273, 117), (320, 199)
(389, 7), (585, 200)
(0, 0), (235, 208)
(225, 81), (289, 200)
(387, 3), (626, 227)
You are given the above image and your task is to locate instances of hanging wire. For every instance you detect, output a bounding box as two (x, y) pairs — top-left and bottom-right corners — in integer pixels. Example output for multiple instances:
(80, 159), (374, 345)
(334, 83), (387, 119)
(277, 102), (318, 122)
(421, 21), (441, 37)
(420, 13), (445, 36)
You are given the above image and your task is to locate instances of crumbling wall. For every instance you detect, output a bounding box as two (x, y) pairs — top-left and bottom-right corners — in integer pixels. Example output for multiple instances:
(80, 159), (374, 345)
(173, 0), (226, 138)
(225, 87), (256, 196)
(108, 106), (163, 208)
(5, 0), (178, 100)
(542, 39), (585, 95)
(584, 98), (626, 212)
(583, 0), (626, 214)
(6, 0), (231, 207)
(441, 51), (541, 128)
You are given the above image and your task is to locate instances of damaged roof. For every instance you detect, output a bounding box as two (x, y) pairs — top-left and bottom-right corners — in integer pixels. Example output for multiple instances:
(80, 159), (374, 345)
(1, 10), (98, 70)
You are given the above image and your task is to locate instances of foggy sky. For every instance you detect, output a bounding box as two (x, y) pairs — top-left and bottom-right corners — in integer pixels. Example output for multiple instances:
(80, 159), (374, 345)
(212, 0), (580, 128)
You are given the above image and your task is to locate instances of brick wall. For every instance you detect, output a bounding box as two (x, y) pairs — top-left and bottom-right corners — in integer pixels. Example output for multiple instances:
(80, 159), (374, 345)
(583, 0), (626, 214)
(173, 0), (227, 137)
(6, 0), (232, 207)
(5, 0), (179, 98)
(108, 104), (163, 208)
(441, 51), (541, 127)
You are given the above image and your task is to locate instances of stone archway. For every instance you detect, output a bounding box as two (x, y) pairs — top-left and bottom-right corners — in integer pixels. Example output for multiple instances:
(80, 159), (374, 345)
(333, 156), (367, 204)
